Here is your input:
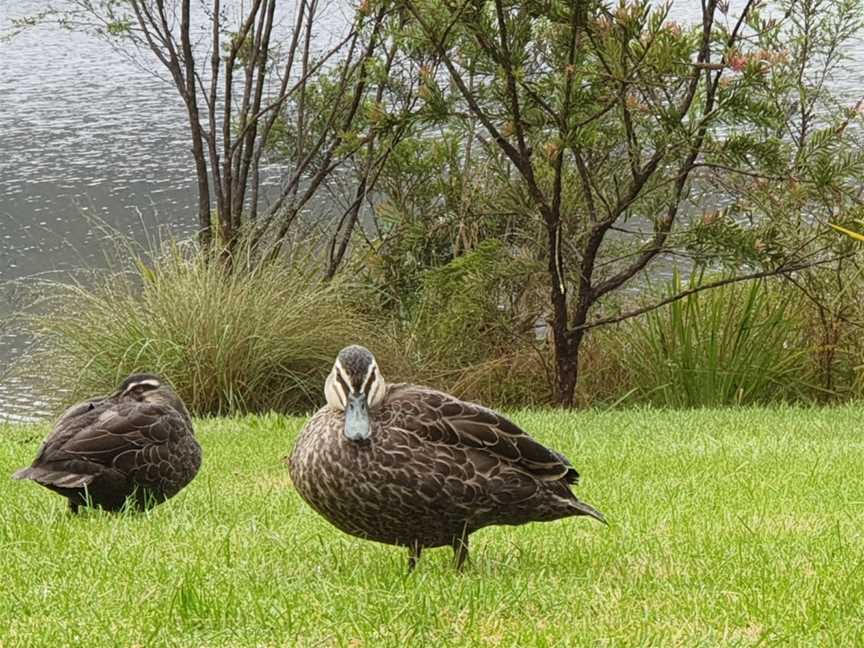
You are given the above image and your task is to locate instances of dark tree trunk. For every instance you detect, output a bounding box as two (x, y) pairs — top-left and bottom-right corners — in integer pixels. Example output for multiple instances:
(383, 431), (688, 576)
(178, 0), (212, 251)
(187, 110), (212, 250)
(545, 218), (579, 407)
(553, 336), (578, 407)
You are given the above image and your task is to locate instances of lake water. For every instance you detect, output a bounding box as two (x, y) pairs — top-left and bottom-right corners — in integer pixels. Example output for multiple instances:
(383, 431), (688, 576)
(1, 1), (862, 420)
(0, 2), (198, 419)
(0, 0), (352, 419)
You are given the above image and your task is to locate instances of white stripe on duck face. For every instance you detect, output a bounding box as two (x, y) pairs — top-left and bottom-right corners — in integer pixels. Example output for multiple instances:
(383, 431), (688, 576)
(332, 357), (378, 403)
(324, 369), (346, 409)
(361, 360), (377, 395)
(122, 379), (161, 395)
(333, 359), (352, 404)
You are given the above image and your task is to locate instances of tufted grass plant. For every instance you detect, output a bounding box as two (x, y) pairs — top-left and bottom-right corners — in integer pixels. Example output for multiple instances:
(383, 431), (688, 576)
(3, 407), (864, 645)
(20, 239), (380, 416)
(615, 272), (811, 408)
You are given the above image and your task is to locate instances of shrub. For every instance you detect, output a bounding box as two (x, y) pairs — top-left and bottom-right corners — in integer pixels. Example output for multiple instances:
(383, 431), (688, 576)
(571, 329), (635, 408)
(21, 240), (378, 416)
(383, 240), (553, 408)
(614, 272), (811, 408)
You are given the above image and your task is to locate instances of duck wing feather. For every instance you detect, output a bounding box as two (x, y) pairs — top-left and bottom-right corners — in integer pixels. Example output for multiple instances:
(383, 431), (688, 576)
(14, 400), (193, 490)
(385, 384), (579, 484)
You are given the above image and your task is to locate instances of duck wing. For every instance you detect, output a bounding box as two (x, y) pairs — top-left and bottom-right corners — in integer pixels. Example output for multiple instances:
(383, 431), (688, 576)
(384, 385), (579, 484)
(14, 400), (192, 490)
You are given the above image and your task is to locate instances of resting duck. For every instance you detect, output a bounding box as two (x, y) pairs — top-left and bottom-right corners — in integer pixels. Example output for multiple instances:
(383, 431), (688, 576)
(288, 345), (605, 571)
(13, 373), (201, 513)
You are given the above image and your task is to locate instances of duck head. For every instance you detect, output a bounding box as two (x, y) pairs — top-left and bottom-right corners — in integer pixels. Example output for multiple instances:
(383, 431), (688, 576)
(324, 345), (385, 441)
(113, 373), (191, 423)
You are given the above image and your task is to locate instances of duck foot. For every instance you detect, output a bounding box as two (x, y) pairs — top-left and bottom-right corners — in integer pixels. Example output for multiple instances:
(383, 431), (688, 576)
(452, 531), (469, 572)
(407, 543), (423, 573)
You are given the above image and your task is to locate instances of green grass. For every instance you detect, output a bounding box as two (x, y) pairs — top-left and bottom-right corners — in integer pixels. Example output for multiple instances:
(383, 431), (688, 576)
(2, 407), (864, 646)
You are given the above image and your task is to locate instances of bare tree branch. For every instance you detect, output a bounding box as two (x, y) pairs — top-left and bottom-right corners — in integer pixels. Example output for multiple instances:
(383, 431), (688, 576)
(577, 253), (857, 331)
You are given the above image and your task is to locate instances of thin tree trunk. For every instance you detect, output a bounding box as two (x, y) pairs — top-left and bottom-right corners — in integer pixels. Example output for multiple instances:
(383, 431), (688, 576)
(544, 214), (577, 407)
(179, 0), (212, 250)
(188, 103), (213, 250)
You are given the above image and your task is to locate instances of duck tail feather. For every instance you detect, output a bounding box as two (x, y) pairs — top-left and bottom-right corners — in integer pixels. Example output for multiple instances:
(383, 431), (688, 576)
(13, 466), (94, 488)
(573, 499), (607, 525)
(12, 466), (33, 480)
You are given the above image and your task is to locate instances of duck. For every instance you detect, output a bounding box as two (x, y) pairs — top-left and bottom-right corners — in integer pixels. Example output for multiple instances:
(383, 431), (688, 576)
(13, 373), (201, 513)
(288, 345), (605, 572)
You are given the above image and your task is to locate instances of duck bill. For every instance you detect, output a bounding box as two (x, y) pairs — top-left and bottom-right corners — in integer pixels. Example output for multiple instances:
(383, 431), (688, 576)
(344, 393), (371, 441)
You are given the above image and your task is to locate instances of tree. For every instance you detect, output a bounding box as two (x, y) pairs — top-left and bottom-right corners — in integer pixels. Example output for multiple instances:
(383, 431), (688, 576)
(16, 0), (864, 407)
(393, 0), (864, 405)
(53, 0), (406, 264)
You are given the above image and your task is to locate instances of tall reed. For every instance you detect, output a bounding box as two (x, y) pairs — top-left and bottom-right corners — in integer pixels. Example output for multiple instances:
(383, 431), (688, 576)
(617, 272), (810, 408)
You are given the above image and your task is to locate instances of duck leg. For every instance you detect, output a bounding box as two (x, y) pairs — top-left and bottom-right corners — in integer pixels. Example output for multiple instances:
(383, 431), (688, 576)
(407, 543), (423, 573)
(67, 498), (80, 515)
(452, 528), (470, 572)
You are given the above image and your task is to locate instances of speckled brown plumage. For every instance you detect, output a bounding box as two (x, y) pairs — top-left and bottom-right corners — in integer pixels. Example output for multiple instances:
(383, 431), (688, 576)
(13, 374), (201, 513)
(289, 369), (605, 571)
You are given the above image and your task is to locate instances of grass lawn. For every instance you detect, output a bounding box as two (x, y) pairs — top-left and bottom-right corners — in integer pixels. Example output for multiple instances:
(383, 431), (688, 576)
(2, 407), (863, 646)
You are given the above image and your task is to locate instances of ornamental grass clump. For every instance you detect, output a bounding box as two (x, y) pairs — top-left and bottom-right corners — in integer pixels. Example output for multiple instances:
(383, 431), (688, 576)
(23, 240), (376, 416)
(618, 272), (811, 408)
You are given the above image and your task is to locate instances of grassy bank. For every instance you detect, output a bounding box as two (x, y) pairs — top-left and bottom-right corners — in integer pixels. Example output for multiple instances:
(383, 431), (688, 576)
(2, 407), (863, 646)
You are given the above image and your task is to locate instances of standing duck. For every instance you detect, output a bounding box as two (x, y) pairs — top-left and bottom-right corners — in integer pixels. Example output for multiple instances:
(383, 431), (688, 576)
(13, 373), (201, 513)
(288, 345), (605, 572)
